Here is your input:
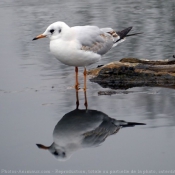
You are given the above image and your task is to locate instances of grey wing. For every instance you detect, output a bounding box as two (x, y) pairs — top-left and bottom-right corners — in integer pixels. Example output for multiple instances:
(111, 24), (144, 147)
(71, 26), (114, 55)
(82, 126), (121, 146)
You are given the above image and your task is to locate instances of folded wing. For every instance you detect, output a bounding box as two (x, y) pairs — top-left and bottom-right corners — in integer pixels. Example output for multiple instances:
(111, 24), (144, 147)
(71, 25), (114, 55)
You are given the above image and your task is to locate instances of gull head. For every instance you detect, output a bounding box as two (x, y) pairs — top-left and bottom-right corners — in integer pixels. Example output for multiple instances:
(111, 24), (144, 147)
(33, 21), (70, 41)
(36, 143), (70, 161)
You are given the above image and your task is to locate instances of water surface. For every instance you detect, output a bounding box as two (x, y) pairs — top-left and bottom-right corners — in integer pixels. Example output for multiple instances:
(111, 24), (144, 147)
(0, 1), (175, 174)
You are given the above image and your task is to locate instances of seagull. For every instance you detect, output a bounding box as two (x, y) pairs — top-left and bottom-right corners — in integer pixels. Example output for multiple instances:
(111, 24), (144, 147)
(36, 108), (145, 161)
(33, 21), (141, 90)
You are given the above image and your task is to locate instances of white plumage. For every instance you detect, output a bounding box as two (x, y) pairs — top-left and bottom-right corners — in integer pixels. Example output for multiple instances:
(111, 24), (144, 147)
(33, 21), (134, 67)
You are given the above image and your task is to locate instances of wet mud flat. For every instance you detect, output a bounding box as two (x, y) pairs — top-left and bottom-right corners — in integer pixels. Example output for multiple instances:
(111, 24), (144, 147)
(88, 58), (175, 91)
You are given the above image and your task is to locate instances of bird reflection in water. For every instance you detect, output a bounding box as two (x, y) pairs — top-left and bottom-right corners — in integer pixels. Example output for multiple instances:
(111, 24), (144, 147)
(36, 90), (145, 160)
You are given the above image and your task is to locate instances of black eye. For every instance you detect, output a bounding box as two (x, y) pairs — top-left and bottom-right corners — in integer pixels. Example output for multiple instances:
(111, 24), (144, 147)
(62, 152), (66, 156)
(59, 29), (61, 33)
(53, 151), (58, 156)
(50, 29), (54, 34)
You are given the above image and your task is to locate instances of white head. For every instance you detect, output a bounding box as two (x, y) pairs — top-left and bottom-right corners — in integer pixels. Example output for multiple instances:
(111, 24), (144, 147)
(33, 21), (70, 41)
(36, 143), (72, 161)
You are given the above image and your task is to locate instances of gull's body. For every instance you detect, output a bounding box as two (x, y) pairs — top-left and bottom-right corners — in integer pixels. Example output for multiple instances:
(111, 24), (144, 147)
(49, 23), (122, 67)
(34, 22), (129, 67)
(36, 109), (145, 160)
(33, 21), (141, 90)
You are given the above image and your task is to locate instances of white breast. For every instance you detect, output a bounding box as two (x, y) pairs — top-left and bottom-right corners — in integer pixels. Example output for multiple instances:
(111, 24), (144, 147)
(50, 39), (101, 67)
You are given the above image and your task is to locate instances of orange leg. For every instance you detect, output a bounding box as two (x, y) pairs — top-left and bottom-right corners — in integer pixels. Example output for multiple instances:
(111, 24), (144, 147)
(83, 67), (87, 91)
(75, 67), (79, 91)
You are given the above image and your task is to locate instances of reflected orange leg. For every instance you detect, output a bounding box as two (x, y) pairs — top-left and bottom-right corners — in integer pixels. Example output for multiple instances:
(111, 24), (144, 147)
(76, 90), (79, 109)
(75, 67), (79, 91)
(84, 90), (88, 110)
(83, 67), (88, 109)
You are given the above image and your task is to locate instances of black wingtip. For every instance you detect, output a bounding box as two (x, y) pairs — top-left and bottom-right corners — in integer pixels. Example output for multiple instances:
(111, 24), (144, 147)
(126, 32), (143, 37)
(122, 122), (146, 128)
(129, 122), (146, 126)
(117, 26), (133, 39)
(32, 37), (37, 41)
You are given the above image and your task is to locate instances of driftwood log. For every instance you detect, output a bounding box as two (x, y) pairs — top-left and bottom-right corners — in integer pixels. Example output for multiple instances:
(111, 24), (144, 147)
(88, 58), (175, 91)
